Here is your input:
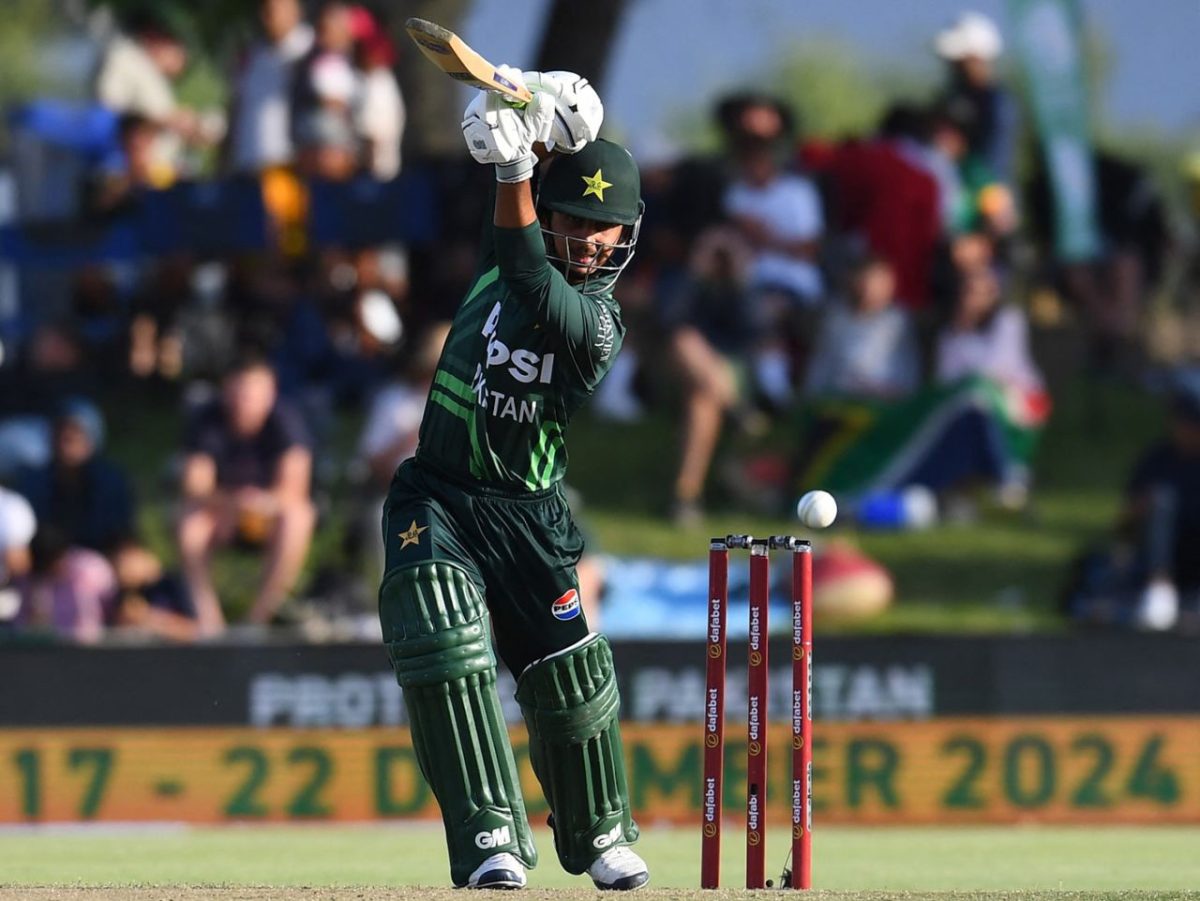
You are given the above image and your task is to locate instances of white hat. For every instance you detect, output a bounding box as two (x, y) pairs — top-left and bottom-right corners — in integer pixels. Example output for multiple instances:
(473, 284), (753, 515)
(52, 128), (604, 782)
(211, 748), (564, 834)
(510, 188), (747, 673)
(935, 12), (1004, 61)
(0, 487), (36, 552)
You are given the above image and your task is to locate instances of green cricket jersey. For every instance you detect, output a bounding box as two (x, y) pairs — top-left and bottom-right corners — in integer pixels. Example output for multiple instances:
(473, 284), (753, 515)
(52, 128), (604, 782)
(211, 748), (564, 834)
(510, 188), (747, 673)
(414, 210), (625, 492)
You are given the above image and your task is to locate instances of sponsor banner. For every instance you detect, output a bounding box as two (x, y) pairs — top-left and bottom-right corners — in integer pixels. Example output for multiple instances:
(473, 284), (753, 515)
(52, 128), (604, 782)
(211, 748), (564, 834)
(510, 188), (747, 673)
(6, 634), (1200, 727)
(1, 716), (1195, 825)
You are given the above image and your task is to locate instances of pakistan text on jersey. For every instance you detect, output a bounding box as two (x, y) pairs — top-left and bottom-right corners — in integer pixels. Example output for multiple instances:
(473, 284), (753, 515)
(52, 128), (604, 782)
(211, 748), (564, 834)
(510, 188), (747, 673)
(474, 385), (539, 423)
(469, 300), (554, 422)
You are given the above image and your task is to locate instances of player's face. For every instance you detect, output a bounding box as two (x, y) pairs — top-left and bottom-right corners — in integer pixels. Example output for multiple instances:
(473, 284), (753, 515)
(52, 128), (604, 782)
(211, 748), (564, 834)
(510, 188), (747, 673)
(547, 211), (626, 280)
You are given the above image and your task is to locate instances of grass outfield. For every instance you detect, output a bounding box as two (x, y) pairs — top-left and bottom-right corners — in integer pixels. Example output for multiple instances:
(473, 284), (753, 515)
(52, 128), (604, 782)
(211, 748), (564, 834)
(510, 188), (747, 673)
(2, 823), (1200, 897)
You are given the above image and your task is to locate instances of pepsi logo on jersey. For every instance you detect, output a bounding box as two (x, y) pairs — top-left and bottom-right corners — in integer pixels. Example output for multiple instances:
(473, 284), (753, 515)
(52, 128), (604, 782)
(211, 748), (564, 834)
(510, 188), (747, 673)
(551, 588), (581, 621)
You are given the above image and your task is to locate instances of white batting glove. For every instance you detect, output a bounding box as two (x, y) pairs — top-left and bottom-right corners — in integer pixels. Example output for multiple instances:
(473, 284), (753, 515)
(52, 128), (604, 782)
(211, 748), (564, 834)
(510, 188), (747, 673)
(461, 71), (554, 182)
(523, 70), (604, 153)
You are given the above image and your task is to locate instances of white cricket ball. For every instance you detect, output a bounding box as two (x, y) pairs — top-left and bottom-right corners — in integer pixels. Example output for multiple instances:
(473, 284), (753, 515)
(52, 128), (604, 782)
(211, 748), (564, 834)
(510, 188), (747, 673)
(796, 490), (838, 529)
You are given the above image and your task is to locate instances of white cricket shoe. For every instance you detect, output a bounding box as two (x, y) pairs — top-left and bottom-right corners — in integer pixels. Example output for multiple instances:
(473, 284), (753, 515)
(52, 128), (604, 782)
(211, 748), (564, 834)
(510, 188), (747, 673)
(467, 852), (527, 890)
(588, 846), (650, 891)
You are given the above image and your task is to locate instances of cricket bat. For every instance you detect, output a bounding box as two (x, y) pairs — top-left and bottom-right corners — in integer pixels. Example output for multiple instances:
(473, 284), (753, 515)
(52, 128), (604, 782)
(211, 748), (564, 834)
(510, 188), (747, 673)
(404, 17), (532, 103)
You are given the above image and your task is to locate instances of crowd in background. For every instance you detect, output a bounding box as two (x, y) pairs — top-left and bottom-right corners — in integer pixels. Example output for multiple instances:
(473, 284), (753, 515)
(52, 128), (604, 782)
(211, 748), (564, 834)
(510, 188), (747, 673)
(0, 3), (1194, 643)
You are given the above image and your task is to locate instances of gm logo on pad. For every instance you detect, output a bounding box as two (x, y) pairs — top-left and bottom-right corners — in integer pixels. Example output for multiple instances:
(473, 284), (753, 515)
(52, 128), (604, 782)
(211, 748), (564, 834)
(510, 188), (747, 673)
(551, 588), (581, 621)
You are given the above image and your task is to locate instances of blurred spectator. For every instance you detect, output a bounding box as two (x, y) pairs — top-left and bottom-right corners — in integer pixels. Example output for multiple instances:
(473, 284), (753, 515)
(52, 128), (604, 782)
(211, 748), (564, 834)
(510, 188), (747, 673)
(805, 255), (920, 398)
(87, 113), (171, 219)
(110, 538), (198, 642)
(882, 103), (960, 234)
(20, 527), (117, 645)
(17, 398), (135, 554)
(936, 266), (1043, 394)
(1066, 380), (1200, 631)
(227, 0), (315, 174)
(789, 261), (1048, 517)
(807, 116), (940, 311)
(1029, 150), (1169, 374)
(351, 323), (449, 570)
(933, 11), (1019, 184)
(93, 10), (215, 173)
(1122, 383), (1200, 630)
(94, 11), (186, 123)
(928, 103), (1016, 239)
(260, 251), (398, 421)
(720, 95), (823, 302)
(177, 354), (315, 632)
(719, 93), (824, 407)
(295, 109), (360, 181)
(935, 264), (1049, 508)
(351, 6), (405, 180)
(357, 324), (448, 489)
(0, 488), (37, 629)
(662, 227), (758, 522)
(292, 1), (359, 138)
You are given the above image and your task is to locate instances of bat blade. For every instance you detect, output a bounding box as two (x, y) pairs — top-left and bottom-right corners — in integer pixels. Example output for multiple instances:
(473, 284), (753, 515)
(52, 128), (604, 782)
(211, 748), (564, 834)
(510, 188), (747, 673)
(404, 17), (532, 103)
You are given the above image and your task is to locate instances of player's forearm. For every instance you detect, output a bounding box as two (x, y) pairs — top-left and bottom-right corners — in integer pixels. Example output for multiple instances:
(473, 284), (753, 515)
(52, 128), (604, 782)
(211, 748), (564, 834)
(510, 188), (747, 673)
(494, 179), (538, 230)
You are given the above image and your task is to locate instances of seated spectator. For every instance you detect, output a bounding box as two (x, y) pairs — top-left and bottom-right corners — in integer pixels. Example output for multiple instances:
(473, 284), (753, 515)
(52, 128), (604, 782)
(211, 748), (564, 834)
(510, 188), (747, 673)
(720, 94), (824, 407)
(1065, 380), (1200, 631)
(17, 398), (135, 554)
(805, 255), (920, 399)
(295, 109), (360, 182)
(177, 354), (316, 633)
(662, 227), (760, 523)
(0, 488), (36, 630)
(110, 538), (198, 643)
(291, 1), (358, 140)
(226, 0), (315, 174)
(788, 263), (1048, 518)
(19, 527), (117, 645)
(936, 266), (1043, 394)
(351, 7), (405, 180)
(93, 10), (217, 174)
(1124, 383), (1200, 630)
(804, 117), (940, 311)
(86, 113), (171, 219)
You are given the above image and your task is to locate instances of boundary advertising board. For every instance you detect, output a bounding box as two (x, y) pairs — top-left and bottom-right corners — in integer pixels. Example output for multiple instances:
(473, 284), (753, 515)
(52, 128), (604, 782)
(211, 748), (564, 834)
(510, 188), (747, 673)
(5, 635), (1200, 727)
(1, 716), (1192, 825)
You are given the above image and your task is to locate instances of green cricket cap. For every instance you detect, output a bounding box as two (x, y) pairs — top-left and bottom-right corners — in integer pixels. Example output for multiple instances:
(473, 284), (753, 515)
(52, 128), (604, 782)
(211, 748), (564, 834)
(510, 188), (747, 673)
(539, 139), (642, 226)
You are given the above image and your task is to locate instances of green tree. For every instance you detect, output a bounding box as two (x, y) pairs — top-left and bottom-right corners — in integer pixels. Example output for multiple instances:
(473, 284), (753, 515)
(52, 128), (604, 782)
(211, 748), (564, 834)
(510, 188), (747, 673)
(0, 0), (73, 150)
(668, 37), (934, 153)
(90, 0), (253, 57)
(0, 0), (64, 105)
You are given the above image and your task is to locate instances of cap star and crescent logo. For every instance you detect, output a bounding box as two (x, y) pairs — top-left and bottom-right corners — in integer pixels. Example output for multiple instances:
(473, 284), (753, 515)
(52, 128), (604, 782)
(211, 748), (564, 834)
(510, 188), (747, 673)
(398, 520), (428, 549)
(580, 168), (612, 202)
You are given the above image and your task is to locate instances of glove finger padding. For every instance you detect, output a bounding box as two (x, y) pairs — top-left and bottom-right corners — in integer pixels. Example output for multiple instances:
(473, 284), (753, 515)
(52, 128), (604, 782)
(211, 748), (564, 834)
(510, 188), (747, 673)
(462, 89), (554, 168)
(523, 70), (604, 153)
(524, 90), (555, 146)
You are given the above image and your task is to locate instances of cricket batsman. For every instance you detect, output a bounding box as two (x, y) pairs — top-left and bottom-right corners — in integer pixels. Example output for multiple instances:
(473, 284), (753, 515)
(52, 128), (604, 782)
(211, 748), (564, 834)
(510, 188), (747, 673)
(378, 68), (649, 890)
